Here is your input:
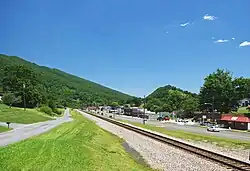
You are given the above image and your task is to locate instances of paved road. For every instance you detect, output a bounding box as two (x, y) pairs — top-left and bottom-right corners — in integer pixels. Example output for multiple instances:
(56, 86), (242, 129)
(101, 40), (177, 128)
(102, 113), (250, 142)
(0, 108), (72, 146)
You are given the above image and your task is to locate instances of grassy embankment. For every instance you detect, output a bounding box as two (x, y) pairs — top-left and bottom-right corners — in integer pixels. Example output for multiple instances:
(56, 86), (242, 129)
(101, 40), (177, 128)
(0, 104), (61, 124)
(237, 107), (250, 114)
(116, 119), (250, 149)
(0, 126), (11, 133)
(0, 110), (154, 171)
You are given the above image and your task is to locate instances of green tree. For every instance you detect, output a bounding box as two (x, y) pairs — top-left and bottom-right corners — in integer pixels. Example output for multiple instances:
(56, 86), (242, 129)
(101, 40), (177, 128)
(200, 69), (235, 113)
(233, 77), (250, 100)
(2, 93), (21, 108)
(166, 90), (186, 111)
(2, 65), (43, 108)
(126, 97), (142, 107)
(182, 95), (199, 115)
(110, 101), (119, 108)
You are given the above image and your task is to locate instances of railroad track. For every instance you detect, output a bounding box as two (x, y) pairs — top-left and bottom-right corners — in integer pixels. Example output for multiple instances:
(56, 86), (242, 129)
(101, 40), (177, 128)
(85, 111), (250, 171)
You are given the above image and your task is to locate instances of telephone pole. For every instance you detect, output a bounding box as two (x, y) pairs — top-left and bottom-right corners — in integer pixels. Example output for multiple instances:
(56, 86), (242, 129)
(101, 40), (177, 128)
(143, 95), (146, 125)
(23, 83), (26, 111)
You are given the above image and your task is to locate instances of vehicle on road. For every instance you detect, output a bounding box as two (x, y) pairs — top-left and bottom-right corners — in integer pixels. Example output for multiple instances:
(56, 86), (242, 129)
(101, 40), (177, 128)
(157, 116), (170, 121)
(207, 126), (220, 132)
(163, 117), (170, 121)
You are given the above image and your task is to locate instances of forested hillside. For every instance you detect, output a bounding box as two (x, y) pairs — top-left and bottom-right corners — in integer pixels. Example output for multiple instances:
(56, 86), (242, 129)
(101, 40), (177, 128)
(0, 54), (132, 108)
(145, 85), (199, 115)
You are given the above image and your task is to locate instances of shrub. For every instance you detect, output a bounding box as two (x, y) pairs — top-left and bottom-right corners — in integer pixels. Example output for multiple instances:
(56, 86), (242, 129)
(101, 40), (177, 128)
(52, 108), (62, 115)
(40, 106), (53, 115)
(244, 113), (250, 117)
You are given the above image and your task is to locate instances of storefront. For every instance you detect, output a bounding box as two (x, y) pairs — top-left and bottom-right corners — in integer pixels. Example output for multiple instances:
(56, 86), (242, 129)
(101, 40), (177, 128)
(219, 114), (250, 130)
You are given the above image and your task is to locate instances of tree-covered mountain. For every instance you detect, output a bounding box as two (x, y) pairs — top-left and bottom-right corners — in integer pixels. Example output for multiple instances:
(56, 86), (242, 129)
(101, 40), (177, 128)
(145, 85), (199, 115)
(0, 54), (132, 108)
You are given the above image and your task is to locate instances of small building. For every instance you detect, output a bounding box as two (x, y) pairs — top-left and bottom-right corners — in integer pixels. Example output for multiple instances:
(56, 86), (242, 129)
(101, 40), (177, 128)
(238, 98), (250, 107)
(219, 114), (250, 130)
(87, 106), (99, 111)
(123, 107), (149, 119)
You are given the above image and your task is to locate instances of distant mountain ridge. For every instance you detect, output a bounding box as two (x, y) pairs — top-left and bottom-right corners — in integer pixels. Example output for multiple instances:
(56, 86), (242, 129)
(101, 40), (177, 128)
(0, 54), (132, 106)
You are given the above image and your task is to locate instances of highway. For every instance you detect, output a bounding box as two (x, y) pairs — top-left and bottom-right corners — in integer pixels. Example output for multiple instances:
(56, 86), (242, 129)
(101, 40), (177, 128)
(106, 113), (250, 141)
(0, 108), (72, 146)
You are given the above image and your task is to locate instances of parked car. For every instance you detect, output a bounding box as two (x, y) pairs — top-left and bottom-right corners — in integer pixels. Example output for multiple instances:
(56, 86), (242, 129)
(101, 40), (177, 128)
(157, 116), (163, 121)
(163, 116), (170, 121)
(157, 116), (170, 121)
(207, 126), (220, 132)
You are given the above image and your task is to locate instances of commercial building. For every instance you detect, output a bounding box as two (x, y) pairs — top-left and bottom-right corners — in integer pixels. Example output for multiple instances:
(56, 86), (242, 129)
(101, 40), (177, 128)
(123, 107), (155, 119)
(218, 114), (250, 130)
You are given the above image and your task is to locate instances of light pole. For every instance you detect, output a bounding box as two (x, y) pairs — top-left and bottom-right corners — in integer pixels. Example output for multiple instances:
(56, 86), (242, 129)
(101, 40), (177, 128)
(143, 95), (146, 125)
(23, 83), (26, 111)
(204, 96), (215, 122)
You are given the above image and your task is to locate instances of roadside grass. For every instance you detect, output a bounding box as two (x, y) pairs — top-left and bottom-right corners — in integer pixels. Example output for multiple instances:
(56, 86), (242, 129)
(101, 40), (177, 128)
(237, 107), (250, 114)
(117, 119), (250, 149)
(0, 104), (53, 124)
(0, 126), (11, 133)
(0, 110), (154, 171)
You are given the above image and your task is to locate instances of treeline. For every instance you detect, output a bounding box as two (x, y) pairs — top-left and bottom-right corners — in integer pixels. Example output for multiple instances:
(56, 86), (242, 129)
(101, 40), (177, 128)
(0, 54), (133, 109)
(145, 69), (250, 116)
(145, 85), (199, 117)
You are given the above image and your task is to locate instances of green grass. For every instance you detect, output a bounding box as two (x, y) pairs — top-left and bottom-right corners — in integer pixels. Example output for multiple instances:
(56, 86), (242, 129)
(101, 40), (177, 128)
(0, 104), (53, 124)
(237, 107), (250, 114)
(0, 110), (154, 171)
(117, 119), (250, 149)
(0, 125), (11, 133)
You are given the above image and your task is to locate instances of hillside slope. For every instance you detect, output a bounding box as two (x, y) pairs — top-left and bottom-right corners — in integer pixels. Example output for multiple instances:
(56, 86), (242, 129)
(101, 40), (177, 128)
(147, 85), (197, 99)
(0, 54), (132, 106)
(145, 85), (198, 113)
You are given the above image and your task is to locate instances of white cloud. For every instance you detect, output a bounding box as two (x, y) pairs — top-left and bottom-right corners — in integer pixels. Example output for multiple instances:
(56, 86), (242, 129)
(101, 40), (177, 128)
(232, 37), (235, 40)
(215, 39), (229, 43)
(180, 22), (190, 27)
(203, 14), (217, 21)
(239, 41), (250, 47)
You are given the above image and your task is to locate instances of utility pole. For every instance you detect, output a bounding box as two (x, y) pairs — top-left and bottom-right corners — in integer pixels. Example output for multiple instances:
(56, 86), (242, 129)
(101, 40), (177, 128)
(143, 95), (146, 125)
(212, 96), (215, 122)
(23, 83), (26, 111)
(212, 96), (215, 112)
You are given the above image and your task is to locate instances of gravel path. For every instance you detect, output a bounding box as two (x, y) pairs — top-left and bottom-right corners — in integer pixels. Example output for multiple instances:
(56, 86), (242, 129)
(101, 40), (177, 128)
(0, 109), (72, 146)
(78, 110), (228, 171)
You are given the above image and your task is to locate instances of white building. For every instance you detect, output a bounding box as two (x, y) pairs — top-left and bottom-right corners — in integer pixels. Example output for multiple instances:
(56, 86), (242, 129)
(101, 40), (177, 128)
(239, 98), (250, 107)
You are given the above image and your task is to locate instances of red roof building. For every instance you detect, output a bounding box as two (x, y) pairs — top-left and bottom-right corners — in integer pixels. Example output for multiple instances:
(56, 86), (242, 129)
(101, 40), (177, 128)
(219, 114), (250, 130)
(220, 115), (250, 123)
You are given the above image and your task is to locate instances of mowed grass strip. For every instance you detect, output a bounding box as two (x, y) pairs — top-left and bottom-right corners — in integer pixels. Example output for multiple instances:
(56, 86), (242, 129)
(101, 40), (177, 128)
(0, 110), (154, 171)
(0, 104), (53, 124)
(0, 126), (11, 133)
(117, 119), (250, 149)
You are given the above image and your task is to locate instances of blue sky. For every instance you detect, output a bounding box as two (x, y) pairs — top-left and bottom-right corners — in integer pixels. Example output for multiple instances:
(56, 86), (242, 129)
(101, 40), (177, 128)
(1, 0), (250, 97)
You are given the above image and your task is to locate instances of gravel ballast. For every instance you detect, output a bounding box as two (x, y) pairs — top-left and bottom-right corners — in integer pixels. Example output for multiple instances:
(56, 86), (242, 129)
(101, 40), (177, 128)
(78, 110), (228, 171)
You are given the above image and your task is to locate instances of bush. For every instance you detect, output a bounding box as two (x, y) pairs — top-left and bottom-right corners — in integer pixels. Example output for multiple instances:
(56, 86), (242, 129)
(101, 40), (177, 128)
(40, 106), (53, 115)
(244, 113), (250, 117)
(52, 108), (62, 115)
